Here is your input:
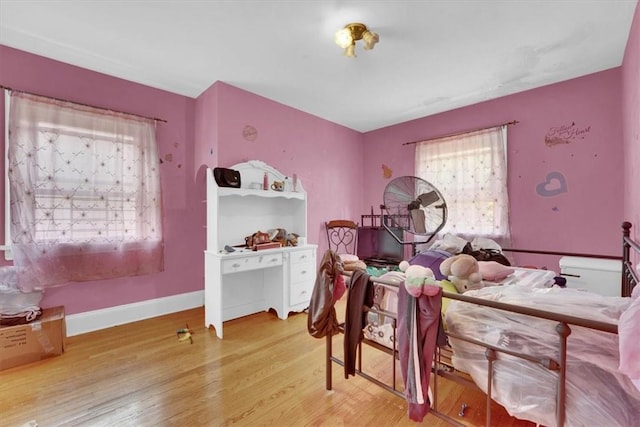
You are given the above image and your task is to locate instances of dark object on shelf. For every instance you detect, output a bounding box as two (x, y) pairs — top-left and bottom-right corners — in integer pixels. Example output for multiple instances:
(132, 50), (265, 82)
(213, 167), (241, 188)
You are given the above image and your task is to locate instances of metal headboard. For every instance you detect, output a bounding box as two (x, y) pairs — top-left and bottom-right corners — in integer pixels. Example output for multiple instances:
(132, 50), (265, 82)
(622, 221), (639, 297)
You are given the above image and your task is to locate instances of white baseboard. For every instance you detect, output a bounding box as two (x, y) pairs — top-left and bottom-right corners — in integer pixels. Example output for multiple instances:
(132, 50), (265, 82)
(65, 290), (204, 336)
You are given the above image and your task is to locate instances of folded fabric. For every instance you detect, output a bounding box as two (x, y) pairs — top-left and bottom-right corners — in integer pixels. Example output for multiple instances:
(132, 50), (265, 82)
(478, 260), (514, 281)
(344, 260), (367, 271)
(339, 253), (359, 263)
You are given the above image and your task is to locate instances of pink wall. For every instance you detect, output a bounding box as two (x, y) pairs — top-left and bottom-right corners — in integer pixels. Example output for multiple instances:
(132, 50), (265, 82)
(193, 81), (220, 238)
(0, 46), (202, 315)
(194, 82), (364, 255)
(622, 1), (640, 243)
(362, 69), (624, 264)
(2, 17), (637, 316)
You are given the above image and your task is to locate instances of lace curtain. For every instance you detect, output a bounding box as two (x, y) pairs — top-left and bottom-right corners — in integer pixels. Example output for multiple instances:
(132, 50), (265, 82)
(415, 125), (511, 248)
(7, 91), (164, 291)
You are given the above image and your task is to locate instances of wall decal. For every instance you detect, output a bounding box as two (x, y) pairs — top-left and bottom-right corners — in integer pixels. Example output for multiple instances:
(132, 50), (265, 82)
(242, 125), (258, 141)
(536, 171), (567, 197)
(382, 164), (393, 179)
(544, 121), (591, 146)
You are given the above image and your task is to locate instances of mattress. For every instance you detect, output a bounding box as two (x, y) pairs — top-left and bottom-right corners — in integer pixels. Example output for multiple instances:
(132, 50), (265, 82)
(482, 266), (557, 288)
(362, 267), (557, 350)
(445, 285), (640, 427)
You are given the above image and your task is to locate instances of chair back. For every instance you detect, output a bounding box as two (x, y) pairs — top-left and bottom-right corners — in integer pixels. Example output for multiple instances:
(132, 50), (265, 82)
(325, 220), (358, 255)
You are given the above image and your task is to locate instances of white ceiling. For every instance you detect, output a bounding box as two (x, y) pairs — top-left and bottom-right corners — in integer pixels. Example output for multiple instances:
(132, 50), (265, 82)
(0, 1), (637, 132)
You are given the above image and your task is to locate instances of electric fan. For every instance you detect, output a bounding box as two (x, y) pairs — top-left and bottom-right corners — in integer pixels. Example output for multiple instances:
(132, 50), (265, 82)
(381, 176), (447, 253)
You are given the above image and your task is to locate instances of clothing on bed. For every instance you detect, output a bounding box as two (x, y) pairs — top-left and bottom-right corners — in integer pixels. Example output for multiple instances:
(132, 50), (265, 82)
(307, 250), (343, 339)
(344, 269), (372, 378)
(407, 249), (451, 280)
(397, 280), (446, 422)
(428, 233), (510, 264)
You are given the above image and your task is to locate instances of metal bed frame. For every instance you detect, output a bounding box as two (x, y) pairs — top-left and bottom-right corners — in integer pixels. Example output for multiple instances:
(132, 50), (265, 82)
(325, 221), (639, 427)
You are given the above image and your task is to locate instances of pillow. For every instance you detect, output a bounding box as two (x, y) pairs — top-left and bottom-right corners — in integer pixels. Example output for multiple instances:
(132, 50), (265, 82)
(343, 260), (367, 271)
(478, 261), (515, 282)
(471, 236), (503, 252)
(409, 250), (451, 280)
(339, 253), (359, 264)
(428, 233), (468, 255)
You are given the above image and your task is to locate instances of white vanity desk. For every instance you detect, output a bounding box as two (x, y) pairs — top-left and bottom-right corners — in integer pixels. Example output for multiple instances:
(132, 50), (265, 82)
(204, 160), (317, 338)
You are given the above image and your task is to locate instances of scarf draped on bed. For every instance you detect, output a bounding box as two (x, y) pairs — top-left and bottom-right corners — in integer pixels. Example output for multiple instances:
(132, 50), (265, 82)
(307, 250), (344, 339)
(344, 269), (373, 378)
(397, 282), (445, 422)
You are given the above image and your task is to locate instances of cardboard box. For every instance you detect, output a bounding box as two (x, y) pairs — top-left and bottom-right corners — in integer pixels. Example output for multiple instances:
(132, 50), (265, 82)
(0, 306), (66, 371)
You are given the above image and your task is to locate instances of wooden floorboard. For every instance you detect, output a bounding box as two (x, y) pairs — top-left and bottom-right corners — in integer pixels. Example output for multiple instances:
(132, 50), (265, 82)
(0, 302), (534, 427)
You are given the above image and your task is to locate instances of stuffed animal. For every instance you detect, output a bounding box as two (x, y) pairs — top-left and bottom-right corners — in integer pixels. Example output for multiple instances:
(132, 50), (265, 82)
(284, 232), (299, 247)
(399, 260), (441, 297)
(439, 254), (482, 293)
(267, 228), (287, 245)
(266, 228), (299, 247)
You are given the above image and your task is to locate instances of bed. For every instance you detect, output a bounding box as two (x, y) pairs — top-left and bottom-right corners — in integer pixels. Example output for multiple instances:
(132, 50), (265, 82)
(319, 221), (640, 427)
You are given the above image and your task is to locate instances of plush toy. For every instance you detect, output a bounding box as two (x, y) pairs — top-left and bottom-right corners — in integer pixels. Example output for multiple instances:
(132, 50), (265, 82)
(284, 232), (299, 247)
(439, 254), (482, 293)
(399, 260), (441, 297)
(266, 228), (299, 247)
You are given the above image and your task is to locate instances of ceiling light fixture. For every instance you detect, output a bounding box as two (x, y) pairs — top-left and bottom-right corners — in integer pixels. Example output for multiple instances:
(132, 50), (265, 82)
(334, 23), (379, 58)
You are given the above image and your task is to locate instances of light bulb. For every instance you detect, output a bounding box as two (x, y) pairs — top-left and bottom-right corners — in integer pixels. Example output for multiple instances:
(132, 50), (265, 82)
(344, 44), (356, 57)
(334, 28), (354, 49)
(362, 30), (379, 50)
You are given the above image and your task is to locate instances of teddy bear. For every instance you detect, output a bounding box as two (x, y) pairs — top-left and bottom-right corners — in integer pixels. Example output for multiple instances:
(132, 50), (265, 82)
(399, 260), (442, 297)
(439, 254), (482, 293)
(284, 232), (299, 247)
(266, 228), (299, 247)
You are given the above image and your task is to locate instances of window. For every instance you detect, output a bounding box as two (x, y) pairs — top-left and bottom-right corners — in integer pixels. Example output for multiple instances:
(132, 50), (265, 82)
(5, 91), (163, 290)
(415, 125), (510, 246)
(22, 123), (144, 242)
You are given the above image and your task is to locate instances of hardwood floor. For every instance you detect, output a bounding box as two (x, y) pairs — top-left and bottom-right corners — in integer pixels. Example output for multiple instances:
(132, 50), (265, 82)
(0, 302), (534, 427)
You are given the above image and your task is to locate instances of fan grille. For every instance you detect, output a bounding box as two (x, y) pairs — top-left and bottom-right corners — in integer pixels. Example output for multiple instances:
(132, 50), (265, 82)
(383, 176), (447, 238)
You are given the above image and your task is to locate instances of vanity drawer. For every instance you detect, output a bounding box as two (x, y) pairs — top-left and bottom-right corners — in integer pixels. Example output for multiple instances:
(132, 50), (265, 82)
(290, 280), (312, 306)
(222, 253), (283, 274)
(290, 261), (314, 283)
(290, 249), (314, 264)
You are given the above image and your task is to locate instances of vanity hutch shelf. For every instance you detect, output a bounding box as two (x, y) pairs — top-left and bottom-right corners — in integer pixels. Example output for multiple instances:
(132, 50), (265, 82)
(204, 160), (316, 338)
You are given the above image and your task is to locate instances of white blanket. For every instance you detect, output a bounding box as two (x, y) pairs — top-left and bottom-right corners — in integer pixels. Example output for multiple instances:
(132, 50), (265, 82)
(445, 285), (640, 427)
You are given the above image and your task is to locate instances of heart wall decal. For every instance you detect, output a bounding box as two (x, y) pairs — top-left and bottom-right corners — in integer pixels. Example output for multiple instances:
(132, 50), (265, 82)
(536, 171), (568, 197)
